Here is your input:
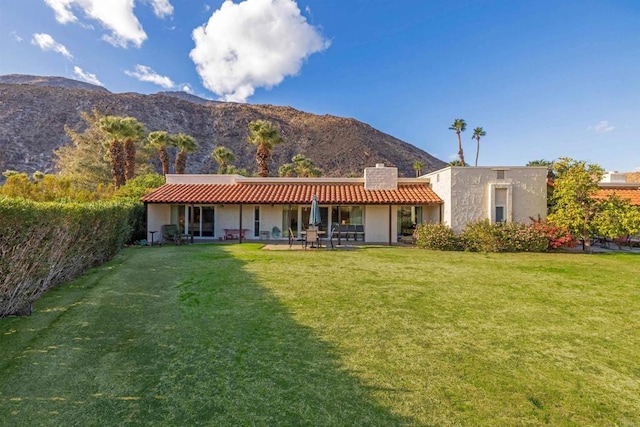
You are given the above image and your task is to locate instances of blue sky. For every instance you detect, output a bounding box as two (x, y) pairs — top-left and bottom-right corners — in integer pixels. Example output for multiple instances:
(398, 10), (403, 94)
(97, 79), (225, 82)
(1, 0), (638, 172)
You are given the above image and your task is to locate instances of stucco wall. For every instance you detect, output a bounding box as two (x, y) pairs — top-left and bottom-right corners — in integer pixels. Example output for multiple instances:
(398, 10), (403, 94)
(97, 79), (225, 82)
(147, 204), (171, 242)
(423, 204), (441, 224)
(259, 205), (284, 238)
(449, 167), (547, 232)
(425, 168), (453, 227)
(365, 205), (393, 243)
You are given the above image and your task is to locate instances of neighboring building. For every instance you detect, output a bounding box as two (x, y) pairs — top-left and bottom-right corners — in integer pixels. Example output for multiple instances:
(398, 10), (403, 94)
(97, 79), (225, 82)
(423, 166), (549, 233)
(142, 164), (549, 243)
(596, 172), (640, 206)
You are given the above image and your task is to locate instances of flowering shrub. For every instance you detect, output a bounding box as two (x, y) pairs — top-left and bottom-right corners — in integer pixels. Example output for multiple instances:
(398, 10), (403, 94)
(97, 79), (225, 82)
(530, 217), (575, 250)
(413, 223), (461, 250)
(459, 220), (548, 252)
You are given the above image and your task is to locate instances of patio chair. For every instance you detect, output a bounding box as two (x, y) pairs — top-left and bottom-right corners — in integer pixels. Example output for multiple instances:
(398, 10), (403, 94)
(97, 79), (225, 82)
(323, 227), (336, 249)
(161, 224), (179, 244)
(288, 227), (304, 248)
(304, 229), (319, 249)
(354, 225), (365, 241)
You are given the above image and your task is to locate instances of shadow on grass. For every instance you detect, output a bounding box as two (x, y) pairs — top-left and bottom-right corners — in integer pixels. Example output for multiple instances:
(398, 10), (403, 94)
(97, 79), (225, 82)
(0, 244), (408, 426)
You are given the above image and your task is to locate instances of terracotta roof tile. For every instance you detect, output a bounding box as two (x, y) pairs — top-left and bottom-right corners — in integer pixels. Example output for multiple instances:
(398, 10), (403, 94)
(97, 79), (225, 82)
(594, 188), (640, 206)
(142, 183), (442, 205)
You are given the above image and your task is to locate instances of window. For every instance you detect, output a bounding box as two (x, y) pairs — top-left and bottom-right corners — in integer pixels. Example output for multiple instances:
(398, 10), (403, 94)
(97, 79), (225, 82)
(495, 206), (505, 223)
(497, 170), (505, 180)
(254, 206), (260, 237)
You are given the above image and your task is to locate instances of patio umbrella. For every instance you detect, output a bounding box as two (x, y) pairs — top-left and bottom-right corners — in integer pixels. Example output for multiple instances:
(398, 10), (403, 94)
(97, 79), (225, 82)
(309, 194), (321, 227)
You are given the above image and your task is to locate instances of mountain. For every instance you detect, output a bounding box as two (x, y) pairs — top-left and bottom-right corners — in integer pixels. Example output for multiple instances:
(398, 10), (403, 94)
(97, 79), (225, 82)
(0, 75), (446, 181)
(0, 74), (109, 92)
(157, 91), (219, 106)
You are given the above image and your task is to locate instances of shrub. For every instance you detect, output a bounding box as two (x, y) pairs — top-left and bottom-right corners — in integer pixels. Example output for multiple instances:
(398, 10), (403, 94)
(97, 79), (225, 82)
(0, 197), (140, 317)
(530, 217), (575, 250)
(460, 220), (548, 253)
(414, 223), (461, 251)
(460, 220), (502, 252)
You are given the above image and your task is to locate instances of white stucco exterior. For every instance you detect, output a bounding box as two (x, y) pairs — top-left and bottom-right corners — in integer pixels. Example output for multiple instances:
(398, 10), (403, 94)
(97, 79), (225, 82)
(423, 166), (548, 233)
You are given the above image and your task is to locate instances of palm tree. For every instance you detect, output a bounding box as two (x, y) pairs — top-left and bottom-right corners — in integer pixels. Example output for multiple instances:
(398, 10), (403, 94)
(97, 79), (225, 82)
(448, 118), (467, 166)
(98, 116), (145, 188)
(247, 120), (284, 177)
(147, 131), (172, 176)
(211, 146), (236, 174)
(171, 133), (198, 174)
(448, 160), (465, 166)
(278, 154), (321, 177)
(471, 127), (486, 167)
(413, 161), (425, 177)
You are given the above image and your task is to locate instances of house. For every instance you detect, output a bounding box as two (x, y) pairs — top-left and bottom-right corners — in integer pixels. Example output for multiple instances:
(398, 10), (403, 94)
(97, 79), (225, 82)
(141, 164), (549, 244)
(595, 172), (640, 206)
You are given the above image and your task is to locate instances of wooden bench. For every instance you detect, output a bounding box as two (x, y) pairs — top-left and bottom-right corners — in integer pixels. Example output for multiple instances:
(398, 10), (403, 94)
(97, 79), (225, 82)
(224, 229), (250, 240)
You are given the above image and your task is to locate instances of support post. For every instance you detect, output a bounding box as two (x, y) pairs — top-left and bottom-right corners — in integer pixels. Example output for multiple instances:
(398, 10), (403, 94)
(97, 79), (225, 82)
(239, 204), (243, 243)
(388, 205), (393, 246)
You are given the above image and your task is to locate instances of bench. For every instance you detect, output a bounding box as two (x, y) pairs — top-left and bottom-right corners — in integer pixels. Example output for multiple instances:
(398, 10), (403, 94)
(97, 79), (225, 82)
(224, 229), (250, 240)
(161, 224), (190, 245)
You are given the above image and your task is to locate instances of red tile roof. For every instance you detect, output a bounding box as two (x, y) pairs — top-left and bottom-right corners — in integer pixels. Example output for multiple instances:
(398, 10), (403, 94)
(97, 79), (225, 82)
(142, 183), (442, 205)
(594, 188), (640, 206)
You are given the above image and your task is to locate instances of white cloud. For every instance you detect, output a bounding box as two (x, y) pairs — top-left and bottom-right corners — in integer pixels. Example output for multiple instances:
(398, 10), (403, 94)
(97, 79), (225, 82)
(73, 66), (103, 86)
(181, 83), (193, 93)
(143, 0), (174, 18)
(44, 0), (155, 48)
(12, 31), (23, 42)
(589, 120), (615, 134)
(125, 64), (174, 88)
(190, 0), (330, 102)
(31, 33), (73, 59)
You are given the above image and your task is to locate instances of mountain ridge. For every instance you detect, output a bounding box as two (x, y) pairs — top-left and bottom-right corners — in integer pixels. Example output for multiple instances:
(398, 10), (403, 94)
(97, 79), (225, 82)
(0, 74), (447, 181)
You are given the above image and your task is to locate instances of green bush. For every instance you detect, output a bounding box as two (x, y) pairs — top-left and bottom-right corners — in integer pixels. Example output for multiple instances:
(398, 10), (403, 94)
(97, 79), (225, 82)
(414, 223), (462, 251)
(0, 197), (140, 317)
(460, 220), (548, 253)
(459, 220), (501, 252)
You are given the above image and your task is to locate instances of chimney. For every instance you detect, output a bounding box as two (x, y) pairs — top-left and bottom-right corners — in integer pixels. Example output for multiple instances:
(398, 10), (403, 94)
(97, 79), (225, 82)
(364, 164), (398, 190)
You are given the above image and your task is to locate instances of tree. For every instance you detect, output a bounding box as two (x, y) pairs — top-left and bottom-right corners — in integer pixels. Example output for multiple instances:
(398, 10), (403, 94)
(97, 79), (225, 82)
(147, 131), (172, 176)
(448, 160), (464, 166)
(278, 154), (321, 177)
(98, 116), (146, 188)
(211, 146), (236, 174)
(471, 127), (486, 167)
(413, 161), (425, 177)
(526, 159), (554, 167)
(247, 120), (284, 177)
(172, 133), (198, 174)
(448, 119), (467, 166)
(113, 173), (165, 199)
(547, 157), (604, 252)
(592, 194), (640, 246)
(55, 110), (112, 190)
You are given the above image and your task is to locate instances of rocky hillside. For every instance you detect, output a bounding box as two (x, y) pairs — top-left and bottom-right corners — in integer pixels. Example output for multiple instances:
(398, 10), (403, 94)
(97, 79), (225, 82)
(0, 74), (109, 92)
(0, 76), (446, 181)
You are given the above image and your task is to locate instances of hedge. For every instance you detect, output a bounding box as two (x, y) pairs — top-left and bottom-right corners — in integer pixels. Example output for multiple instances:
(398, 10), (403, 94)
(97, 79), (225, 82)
(414, 220), (549, 253)
(0, 197), (141, 317)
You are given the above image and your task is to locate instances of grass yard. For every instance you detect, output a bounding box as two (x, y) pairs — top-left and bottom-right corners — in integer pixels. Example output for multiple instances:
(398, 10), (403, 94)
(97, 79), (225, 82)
(1, 244), (639, 426)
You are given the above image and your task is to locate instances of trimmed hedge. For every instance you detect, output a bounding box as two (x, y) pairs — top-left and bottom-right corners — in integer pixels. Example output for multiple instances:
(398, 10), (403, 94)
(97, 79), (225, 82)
(0, 197), (141, 317)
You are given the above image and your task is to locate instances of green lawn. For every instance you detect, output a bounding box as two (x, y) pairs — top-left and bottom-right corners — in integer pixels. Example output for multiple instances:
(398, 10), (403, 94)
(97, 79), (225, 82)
(1, 244), (638, 426)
